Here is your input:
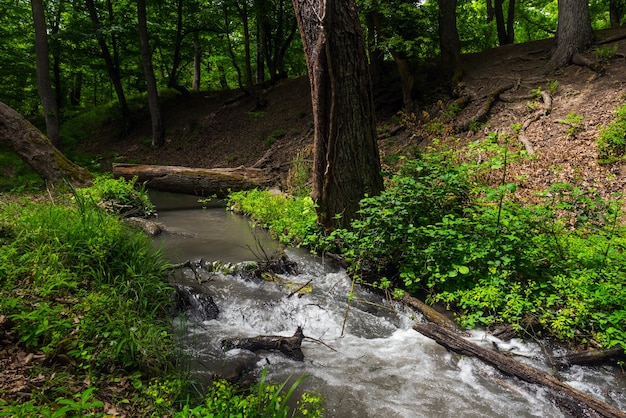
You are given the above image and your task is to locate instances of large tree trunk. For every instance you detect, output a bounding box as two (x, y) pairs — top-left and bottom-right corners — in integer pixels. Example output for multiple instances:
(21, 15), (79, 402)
(137, 0), (165, 148)
(0, 102), (92, 187)
(292, 0), (384, 230)
(545, 0), (595, 72)
(30, 0), (61, 149)
(111, 163), (271, 197)
(414, 322), (626, 418)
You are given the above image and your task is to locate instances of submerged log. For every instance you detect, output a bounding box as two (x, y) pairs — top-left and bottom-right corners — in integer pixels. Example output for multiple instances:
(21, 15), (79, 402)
(112, 163), (272, 197)
(222, 327), (305, 361)
(413, 322), (626, 418)
(555, 345), (626, 369)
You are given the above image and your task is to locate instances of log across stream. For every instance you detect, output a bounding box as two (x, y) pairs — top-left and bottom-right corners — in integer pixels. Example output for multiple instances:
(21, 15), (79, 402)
(153, 196), (626, 417)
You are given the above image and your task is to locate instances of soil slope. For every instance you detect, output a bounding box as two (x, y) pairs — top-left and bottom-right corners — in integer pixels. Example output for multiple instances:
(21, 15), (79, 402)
(74, 26), (626, 198)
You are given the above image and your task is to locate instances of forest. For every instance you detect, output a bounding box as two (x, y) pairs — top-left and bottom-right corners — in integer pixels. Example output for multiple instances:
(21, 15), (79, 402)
(1, 0), (626, 416)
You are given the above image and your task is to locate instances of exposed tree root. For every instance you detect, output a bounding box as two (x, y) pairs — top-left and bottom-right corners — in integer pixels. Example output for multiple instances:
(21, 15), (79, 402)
(517, 90), (553, 155)
(454, 83), (515, 132)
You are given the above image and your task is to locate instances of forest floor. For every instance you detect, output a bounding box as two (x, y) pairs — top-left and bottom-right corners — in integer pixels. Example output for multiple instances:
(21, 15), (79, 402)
(73, 26), (626, 203)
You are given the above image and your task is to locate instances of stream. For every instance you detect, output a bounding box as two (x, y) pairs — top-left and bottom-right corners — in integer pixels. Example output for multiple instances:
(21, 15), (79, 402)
(150, 192), (626, 417)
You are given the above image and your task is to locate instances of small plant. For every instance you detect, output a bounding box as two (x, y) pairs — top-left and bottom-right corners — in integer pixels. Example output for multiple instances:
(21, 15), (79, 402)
(264, 129), (286, 148)
(558, 112), (583, 136)
(248, 111), (265, 119)
(530, 86), (542, 100)
(597, 103), (626, 164)
(548, 80), (559, 94)
(593, 44), (618, 64)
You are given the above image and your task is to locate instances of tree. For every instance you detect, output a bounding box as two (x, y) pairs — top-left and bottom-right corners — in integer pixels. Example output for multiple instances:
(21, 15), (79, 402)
(0, 102), (92, 186)
(487, 0), (516, 45)
(291, 0), (384, 230)
(31, 0), (61, 149)
(85, 0), (132, 130)
(545, 0), (594, 72)
(137, 0), (165, 148)
(438, 0), (463, 87)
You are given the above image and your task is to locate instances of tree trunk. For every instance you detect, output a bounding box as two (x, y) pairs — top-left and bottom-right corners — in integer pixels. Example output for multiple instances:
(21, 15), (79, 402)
(192, 32), (201, 91)
(167, 0), (189, 95)
(137, 0), (165, 148)
(292, 0), (384, 230)
(30, 0), (61, 149)
(438, 0), (463, 88)
(414, 322), (626, 418)
(84, 0), (132, 131)
(610, 0), (624, 28)
(0, 102), (92, 187)
(111, 163), (272, 197)
(545, 0), (595, 72)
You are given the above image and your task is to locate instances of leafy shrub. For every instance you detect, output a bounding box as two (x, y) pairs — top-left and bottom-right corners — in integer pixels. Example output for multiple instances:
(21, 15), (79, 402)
(228, 189), (321, 247)
(76, 174), (155, 217)
(176, 368), (323, 418)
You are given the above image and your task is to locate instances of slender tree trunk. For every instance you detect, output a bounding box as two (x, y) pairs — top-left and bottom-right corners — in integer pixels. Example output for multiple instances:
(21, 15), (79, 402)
(30, 0), (61, 149)
(192, 32), (201, 91)
(70, 72), (83, 106)
(222, 2), (243, 88)
(610, 0), (623, 27)
(137, 0), (165, 148)
(234, 1), (254, 88)
(0, 102), (92, 186)
(545, 0), (594, 72)
(292, 0), (383, 230)
(167, 0), (189, 95)
(438, 0), (463, 88)
(506, 0), (516, 43)
(85, 0), (132, 131)
(255, 0), (267, 83)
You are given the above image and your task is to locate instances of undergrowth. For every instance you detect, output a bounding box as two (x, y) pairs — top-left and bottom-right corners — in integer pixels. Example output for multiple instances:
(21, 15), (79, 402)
(229, 140), (626, 351)
(0, 177), (323, 416)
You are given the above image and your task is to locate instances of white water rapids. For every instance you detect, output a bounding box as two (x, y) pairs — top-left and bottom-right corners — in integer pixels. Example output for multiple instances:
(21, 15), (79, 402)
(151, 192), (626, 417)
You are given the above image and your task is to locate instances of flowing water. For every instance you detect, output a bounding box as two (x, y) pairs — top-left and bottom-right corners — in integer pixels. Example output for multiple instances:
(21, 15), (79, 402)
(151, 192), (626, 417)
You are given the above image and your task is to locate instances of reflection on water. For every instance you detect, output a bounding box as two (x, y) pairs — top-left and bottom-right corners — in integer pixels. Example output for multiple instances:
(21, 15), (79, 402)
(150, 191), (279, 263)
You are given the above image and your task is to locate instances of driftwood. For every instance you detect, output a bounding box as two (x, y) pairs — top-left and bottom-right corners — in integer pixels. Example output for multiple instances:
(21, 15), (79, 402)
(555, 345), (626, 369)
(400, 294), (460, 332)
(222, 327), (305, 361)
(112, 163), (272, 197)
(413, 322), (626, 418)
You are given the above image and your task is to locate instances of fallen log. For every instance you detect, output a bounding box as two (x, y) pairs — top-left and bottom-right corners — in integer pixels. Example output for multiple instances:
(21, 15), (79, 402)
(413, 322), (626, 418)
(555, 345), (626, 369)
(112, 163), (272, 197)
(222, 327), (305, 361)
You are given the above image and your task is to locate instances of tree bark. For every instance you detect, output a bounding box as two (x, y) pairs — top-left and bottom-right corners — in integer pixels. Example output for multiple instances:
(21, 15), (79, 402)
(111, 163), (272, 197)
(292, 0), (384, 230)
(438, 0), (463, 88)
(0, 102), (92, 187)
(545, 0), (595, 72)
(414, 322), (626, 418)
(137, 0), (165, 148)
(30, 0), (61, 149)
(222, 327), (305, 361)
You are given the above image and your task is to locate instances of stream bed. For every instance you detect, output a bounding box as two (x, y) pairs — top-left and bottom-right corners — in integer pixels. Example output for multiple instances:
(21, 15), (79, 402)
(150, 192), (626, 417)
